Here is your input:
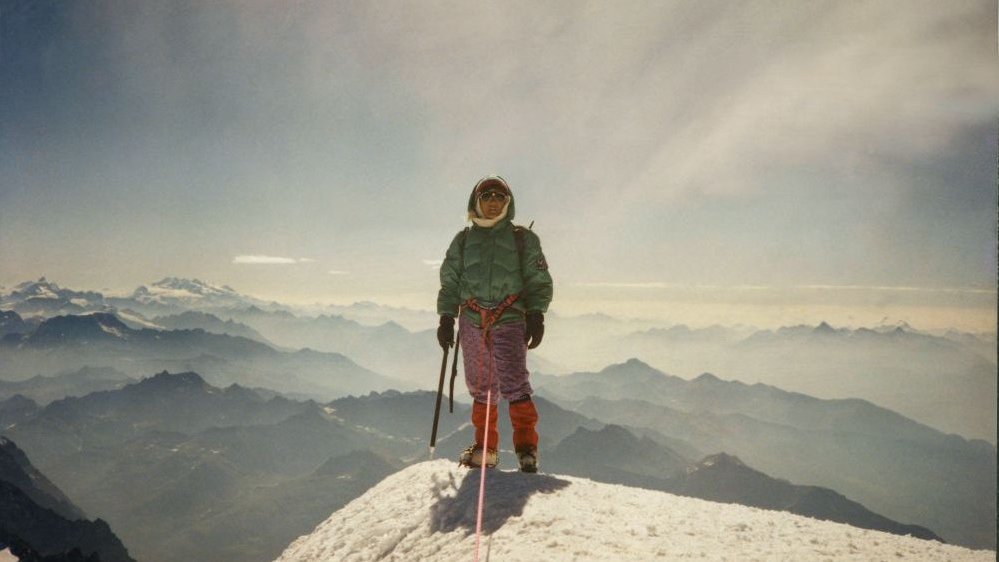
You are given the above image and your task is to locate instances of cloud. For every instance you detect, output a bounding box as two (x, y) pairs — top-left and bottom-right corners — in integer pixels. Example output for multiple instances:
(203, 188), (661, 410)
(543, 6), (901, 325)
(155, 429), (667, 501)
(575, 281), (673, 290)
(328, 270), (349, 275)
(576, 281), (996, 296)
(3, 1), (993, 326)
(798, 284), (997, 295)
(233, 255), (307, 265)
(333, 2), (996, 212)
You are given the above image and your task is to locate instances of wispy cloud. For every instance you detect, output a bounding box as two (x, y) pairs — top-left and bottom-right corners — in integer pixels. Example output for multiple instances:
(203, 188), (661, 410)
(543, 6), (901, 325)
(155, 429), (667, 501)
(2, 2), (992, 333)
(575, 282), (771, 291)
(328, 270), (349, 275)
(233, 255), (311, 265)
(576, 282), (997, 296)
(576, 281), (671, 289)
(798, 284), (997, 295)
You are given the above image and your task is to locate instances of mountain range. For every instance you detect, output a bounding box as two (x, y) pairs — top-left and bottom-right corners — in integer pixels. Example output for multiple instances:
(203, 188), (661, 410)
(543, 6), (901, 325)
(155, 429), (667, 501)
(0, 278), (109, 318)
(670, 453), (939, 541)
(3, 277), (994, 442)
(533, 359), (996, 549)
(543, 318), (997, 441)
(0, 366), (136, 406)
(0, 278), (287, 320)
(0, 436), (134, 562)
(150, 310), (273, 345)
(1, 309), (36, 337)
(0, 312), (408, 401)
(538, 423), (941, 541)
(2, 371), (961, 561)
(1, 278), (995, 555)
(220, 306), (435, 384)
(1, 372), (430, 562)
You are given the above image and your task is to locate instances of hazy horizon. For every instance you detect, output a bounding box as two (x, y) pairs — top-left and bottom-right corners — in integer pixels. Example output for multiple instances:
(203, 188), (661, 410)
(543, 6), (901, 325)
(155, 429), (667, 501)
(2, 274), (996, 336)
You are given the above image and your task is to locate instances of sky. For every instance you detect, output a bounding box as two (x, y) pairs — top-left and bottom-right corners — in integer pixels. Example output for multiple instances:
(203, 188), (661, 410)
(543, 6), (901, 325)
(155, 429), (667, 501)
(1, 0), (996, 331)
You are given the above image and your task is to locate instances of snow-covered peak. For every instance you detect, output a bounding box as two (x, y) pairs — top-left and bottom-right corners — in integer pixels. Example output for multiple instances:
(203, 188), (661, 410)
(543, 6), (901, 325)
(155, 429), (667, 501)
(12, 277), (62, 298)
(3, 278), (105, 307)
(130, 277), (254, 309)
(275, 460), (991, 561)
(139, 277), (240, 298)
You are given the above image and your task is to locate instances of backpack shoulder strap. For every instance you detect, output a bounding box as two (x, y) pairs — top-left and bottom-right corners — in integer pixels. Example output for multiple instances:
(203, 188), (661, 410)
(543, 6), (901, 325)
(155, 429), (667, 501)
(512, 226), (526, 263)
(512, 225), (530, 271)
(458, 227), (470, 270)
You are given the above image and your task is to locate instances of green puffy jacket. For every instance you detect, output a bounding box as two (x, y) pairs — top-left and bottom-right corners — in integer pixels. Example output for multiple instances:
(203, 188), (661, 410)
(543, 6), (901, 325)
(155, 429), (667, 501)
(437, 181), (553, 327)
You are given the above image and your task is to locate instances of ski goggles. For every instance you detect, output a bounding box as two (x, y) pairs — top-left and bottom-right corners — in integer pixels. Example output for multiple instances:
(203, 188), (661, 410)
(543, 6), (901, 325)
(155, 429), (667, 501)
(478, 191), (508, 202)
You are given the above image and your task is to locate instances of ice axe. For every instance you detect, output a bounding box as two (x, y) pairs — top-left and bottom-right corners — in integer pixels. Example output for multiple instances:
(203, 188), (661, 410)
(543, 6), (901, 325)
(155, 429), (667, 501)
(429, 332), (461, 460)
(429, 344), (448, 459)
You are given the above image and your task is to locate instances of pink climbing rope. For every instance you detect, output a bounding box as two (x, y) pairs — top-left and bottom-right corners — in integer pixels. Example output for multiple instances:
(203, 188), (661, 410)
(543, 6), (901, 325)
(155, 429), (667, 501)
(473, 327), (497, 562)
(474, 387), (491, 562)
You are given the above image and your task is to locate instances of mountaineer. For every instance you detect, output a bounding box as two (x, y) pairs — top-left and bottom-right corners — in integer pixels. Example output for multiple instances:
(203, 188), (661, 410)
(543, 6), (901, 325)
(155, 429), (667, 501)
(436, 175), (553, 472)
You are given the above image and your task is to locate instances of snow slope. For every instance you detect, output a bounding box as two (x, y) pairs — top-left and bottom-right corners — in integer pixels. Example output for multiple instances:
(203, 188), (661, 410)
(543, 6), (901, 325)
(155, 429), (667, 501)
(275, 460), (992, 562)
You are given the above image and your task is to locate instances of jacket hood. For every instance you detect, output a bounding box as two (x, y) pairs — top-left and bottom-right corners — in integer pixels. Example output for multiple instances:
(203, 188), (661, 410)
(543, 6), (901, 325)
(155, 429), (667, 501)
(467, 175), (516, 224)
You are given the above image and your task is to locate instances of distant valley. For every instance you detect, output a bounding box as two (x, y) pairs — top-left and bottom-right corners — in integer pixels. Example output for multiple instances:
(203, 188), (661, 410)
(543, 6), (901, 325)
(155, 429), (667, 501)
(2, 372), (974, 561)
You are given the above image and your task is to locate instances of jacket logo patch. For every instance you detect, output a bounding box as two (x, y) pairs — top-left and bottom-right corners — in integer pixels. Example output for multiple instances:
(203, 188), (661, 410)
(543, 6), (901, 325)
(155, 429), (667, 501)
(536, 257), (548, 271)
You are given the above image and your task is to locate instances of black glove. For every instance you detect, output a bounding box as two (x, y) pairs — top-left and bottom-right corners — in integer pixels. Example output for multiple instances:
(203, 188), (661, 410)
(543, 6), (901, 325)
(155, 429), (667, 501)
(437, 315), (455, 349)
(525, 312), (544, 349)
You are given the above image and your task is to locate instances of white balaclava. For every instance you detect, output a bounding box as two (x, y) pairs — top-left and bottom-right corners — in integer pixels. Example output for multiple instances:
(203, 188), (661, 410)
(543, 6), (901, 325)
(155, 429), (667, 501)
(468, 176), (512, 228)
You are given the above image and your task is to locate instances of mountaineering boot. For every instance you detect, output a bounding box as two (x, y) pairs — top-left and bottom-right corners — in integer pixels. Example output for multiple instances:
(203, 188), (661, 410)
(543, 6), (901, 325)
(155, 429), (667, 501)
(459, 444), (498, 468)
(516, 447), (538, 473)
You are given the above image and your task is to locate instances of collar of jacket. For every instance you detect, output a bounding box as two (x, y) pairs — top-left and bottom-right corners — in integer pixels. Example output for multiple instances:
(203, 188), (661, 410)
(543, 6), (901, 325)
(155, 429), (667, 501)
(470, 218), (513, 233)
(468, 200), (511, 228)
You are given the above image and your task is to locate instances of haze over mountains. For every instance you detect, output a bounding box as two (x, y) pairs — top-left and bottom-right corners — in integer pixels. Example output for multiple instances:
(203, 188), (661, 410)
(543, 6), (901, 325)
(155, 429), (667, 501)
(1, 308), (408, 402)
(532, 360), (996, 549)
(3, 277), (993, 440)
(0, 373), (422, 562)
(0, 277), (996, 558)
(539, 317), (997, 441)
(1, 371), (967, 561)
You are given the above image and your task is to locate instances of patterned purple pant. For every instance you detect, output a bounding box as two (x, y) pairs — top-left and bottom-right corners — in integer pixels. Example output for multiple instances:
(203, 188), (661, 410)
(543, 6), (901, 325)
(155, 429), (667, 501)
(459, 314), (533, 403)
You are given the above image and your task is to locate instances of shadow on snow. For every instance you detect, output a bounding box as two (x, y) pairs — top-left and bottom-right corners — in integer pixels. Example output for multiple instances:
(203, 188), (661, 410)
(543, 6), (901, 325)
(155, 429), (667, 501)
(429, 467), (571, 536)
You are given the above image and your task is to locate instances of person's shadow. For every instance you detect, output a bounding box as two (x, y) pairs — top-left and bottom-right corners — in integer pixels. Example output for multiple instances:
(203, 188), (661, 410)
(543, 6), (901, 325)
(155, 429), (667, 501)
(429, 467), (571, 536)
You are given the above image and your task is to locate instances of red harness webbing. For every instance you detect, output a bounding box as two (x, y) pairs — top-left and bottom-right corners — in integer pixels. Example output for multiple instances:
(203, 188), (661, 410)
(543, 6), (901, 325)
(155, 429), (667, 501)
(464, 293), (520, 337)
